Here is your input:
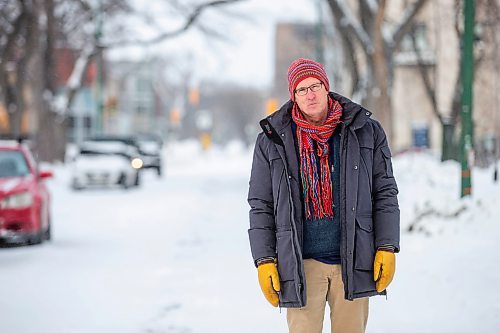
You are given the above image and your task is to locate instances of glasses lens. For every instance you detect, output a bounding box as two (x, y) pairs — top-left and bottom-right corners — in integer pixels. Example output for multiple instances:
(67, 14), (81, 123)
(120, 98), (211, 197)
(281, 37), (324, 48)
(295, 82), (322, 96)
(310, 83), (322, 92)
(296, 88), (307, 96)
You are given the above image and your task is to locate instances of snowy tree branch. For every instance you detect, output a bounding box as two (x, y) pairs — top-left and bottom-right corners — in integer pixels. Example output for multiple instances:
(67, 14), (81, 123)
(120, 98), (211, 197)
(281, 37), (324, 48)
(410, 26), (441, 124)
(361, 0), (379, 14)
(327, 0), (374, 54)
(105, 0), (246, 47)
(75, 0), (92, 12)
(52, 43), (96, 116)
(0, 5), (27, 60)
(391, 0), (429, 49)
(407, 204), (467, 234)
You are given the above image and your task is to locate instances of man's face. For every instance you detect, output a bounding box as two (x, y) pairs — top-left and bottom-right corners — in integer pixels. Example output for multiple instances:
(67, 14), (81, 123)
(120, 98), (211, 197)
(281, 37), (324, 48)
(294, 77), (329, 125)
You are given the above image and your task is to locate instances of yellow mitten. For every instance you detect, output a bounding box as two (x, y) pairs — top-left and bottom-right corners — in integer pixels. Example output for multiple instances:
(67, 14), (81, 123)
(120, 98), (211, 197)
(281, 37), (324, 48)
(257, 262), (281, 307)
(373, 250), (396, 292)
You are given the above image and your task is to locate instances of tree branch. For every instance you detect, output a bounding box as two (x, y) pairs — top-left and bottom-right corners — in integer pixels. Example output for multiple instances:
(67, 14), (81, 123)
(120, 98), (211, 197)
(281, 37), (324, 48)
(0, 4), (27, 61)
(327, 0), (374, 54)
(361, 0), (378, 15)
(75, 0), (92, 13)
(410, 25), (442, 124)
(332, 7), (360, 96)
(105, 0), (246, 47)
(51, 42), (97, 116)
(407, 204), (467, 234)
(391, 0), (429, 49)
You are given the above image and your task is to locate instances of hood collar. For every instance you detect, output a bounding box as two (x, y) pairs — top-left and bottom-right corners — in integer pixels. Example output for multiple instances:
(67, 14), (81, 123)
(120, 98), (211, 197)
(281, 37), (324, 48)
(265, 92), (372, 133)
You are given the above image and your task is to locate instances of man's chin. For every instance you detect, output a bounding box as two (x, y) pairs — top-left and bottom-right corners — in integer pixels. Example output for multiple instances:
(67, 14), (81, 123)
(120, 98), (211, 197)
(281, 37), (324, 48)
(305, 105), (322, 114)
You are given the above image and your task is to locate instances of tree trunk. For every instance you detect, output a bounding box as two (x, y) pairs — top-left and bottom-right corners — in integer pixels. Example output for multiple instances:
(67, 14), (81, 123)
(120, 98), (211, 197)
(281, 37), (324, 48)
(4, 81), (23, 136)
(371, 0), (393, 143)
(35, 0), (68, 163)
(36, 111), (68, 162)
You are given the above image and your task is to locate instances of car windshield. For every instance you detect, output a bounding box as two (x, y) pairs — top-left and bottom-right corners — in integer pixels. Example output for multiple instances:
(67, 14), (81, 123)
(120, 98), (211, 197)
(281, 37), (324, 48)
(0, 151), (30, 178)
(79, 149), (130, 159)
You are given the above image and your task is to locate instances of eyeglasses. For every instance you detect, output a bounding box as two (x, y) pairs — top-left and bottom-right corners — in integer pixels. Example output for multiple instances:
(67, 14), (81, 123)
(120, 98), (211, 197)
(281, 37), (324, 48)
(294, 82), (323, 96)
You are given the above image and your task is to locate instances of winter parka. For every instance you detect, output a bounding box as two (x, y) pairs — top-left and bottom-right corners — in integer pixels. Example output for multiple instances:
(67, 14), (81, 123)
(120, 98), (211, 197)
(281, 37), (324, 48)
(248, 92), (400, 307)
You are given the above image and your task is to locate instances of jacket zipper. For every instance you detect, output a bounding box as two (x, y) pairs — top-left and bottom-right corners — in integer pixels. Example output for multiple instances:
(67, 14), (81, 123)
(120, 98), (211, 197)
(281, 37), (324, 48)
(339, 123), (351, 299)
(283, 166), (304, 306)
(276, 142), (304, 307)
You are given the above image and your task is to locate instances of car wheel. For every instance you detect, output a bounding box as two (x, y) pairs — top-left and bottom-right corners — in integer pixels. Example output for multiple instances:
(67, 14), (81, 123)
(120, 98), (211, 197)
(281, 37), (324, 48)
(134, 172), (140, 187)
(156, 166), (162, 177)
(119, 172), (130, 189)
(71, 179), (83, 191)
(44, 217), (51, 241)
(28, 232), (43, 245)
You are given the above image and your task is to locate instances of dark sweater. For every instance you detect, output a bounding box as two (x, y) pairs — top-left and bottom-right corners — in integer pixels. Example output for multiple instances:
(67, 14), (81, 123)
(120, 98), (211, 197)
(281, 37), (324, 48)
(292, 122), (341, 265)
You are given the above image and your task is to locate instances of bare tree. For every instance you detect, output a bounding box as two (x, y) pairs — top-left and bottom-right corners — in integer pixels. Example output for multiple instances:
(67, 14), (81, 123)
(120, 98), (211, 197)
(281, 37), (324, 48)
(0, 0), (39, 136)
(202, 84), (264, 145)
(326, 0), (429, 143)
(0, 0), (246, 162)
(411, 0), (497, 161)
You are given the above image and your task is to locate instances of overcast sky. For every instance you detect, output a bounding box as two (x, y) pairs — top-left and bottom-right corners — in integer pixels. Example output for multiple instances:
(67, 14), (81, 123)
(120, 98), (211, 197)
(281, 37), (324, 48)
(108, 0), (321, 88)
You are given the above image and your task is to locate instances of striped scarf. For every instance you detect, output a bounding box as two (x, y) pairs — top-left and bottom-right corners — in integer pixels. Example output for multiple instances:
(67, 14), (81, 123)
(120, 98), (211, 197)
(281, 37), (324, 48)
(292, 96), (343, 220)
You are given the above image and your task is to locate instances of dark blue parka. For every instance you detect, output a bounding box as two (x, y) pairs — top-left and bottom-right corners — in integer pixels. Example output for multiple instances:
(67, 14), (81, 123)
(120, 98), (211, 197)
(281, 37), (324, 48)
(248, 92), (400, 307)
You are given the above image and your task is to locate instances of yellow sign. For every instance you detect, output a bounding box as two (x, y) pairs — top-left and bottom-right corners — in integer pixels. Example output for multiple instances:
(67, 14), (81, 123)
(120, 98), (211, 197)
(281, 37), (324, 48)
(0, 105), (8, 132)
(265, 98), (278, 115)
(170, 107), (181, 126)
(189, 88), (200, 106)
(200, 132), (211, 151)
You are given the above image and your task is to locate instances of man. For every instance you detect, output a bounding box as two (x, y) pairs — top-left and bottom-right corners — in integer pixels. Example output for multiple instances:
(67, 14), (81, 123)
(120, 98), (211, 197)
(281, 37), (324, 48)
(248, 58), (400, 333)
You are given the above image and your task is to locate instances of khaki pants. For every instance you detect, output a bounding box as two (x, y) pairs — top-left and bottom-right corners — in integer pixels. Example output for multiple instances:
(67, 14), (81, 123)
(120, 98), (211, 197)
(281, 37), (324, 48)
(287, 259), (369, 333)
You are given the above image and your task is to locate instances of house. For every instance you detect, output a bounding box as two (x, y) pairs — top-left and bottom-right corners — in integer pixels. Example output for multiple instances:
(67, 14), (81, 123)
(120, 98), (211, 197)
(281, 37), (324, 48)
(273, 1), (499, 155)
(104, 59), (169, 138)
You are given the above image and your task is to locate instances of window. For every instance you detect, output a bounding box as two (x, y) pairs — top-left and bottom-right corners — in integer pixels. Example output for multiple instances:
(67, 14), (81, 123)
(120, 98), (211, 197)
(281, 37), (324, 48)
(0, 151), (30, 178)
(400, 23), (429, 53)
(412, 124), (429, 148)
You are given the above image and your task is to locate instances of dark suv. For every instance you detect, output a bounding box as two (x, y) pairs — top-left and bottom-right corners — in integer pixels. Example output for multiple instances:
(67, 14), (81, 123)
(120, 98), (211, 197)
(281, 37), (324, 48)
(134, 133), (163, 176)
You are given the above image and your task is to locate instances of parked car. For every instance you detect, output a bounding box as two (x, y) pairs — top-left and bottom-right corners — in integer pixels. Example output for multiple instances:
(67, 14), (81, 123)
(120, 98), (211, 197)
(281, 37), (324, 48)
(135, 133), (163, 176)
(88, 134), (162, 176)
(0, 140), (53, 245)
(71, 140), (143, 190)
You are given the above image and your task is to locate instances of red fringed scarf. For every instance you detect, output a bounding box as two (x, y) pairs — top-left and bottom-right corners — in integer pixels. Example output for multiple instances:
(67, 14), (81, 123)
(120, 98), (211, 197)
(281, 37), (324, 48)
(292, 96), (343, 220)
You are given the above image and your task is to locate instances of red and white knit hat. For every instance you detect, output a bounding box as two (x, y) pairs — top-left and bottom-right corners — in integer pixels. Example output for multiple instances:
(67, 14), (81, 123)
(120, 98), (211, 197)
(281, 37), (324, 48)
(287, 58), (330, 101)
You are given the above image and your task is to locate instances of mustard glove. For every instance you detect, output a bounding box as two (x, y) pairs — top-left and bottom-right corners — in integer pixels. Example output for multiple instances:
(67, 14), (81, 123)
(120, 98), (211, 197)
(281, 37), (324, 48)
(257, 262), (281, 307)
(373, 250), (396, 292)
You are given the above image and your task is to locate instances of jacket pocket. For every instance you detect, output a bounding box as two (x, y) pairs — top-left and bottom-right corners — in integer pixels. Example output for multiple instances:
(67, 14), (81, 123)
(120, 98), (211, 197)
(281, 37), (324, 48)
(269, 149), (285, 180)
(359, 137), (374, 189)
(380, 146), (394, 178)
(354, 216), (375, 270)
(268, 148), (285, 215)
(276, 229), (295, 281)
(357, 129), (375, 150)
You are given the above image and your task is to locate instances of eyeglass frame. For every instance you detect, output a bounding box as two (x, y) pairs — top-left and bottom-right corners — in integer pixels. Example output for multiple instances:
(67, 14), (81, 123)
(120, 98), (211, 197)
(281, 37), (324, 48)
(294, 82), (324, 96)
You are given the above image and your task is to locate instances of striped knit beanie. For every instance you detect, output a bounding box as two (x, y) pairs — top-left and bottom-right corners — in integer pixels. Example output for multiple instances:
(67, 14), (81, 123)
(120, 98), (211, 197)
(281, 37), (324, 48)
(287, 58), (330, 101)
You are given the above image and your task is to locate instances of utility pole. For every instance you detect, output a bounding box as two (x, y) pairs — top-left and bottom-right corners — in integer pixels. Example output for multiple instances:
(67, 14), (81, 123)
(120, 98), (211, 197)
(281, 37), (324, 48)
(95, 0), (104, 135)
(460, 0), (475, 197)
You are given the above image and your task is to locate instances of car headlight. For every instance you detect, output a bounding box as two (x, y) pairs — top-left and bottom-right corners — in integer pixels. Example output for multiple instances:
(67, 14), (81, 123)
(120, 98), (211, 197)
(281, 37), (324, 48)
(0, 192), (33, 209)
(131, 158), (144, 169)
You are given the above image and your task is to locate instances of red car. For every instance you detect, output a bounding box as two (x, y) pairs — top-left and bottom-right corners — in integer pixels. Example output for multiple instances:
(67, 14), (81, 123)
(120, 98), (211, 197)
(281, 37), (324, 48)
(0, 140), (53, 245)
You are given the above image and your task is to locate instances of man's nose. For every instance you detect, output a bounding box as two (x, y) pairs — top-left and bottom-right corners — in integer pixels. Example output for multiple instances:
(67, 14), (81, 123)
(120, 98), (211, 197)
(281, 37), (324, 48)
(306, 89), (316, 99)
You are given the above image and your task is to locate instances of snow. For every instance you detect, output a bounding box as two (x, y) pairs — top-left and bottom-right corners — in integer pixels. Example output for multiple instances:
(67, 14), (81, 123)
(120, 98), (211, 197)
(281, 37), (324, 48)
(0, 141), (499, 332)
